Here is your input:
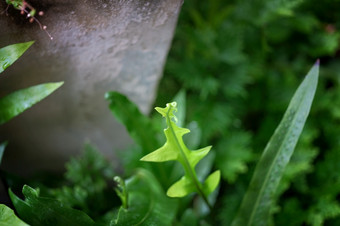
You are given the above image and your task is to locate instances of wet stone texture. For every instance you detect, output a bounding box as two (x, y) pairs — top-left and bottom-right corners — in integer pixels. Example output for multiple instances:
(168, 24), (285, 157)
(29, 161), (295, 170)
(0, 0), (182, 175)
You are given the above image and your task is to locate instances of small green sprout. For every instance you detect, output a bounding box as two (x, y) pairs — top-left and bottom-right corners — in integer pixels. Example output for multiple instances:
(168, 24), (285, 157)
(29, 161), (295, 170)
(141, 102), (220, 210)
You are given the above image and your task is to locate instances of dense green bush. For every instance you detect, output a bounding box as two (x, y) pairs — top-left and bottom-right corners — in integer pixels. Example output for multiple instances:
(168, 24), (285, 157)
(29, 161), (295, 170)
(156, 0), (340, 225)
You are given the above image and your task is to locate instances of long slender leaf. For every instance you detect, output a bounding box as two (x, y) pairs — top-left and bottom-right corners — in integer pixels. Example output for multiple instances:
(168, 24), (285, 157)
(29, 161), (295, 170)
(232, 61), (319, 226)
(0, 82), (63, 125)
(0, 41), (34, 74)
(105, 91), (159, 153)
(0, 204), (28, 226)
(9, 185), (96, 226)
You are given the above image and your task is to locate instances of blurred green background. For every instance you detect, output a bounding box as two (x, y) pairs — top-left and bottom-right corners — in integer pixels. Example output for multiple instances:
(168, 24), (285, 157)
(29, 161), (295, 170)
(155, 0), (340, 225)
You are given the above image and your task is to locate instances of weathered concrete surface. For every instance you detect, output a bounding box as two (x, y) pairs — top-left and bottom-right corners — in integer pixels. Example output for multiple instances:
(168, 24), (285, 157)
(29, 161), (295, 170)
(0, 0), (182, 175)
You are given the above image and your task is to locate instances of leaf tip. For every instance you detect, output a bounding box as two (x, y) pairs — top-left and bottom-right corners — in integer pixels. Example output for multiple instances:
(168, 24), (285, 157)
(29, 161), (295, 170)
(139, 152), (163, 162)
(166, 188), (184, 198)
(139, 152), (158, 162)
(139, 156), (147, 161)
(202, 170), (221, 196)
(104, 91), (121, 101)
(50, 81), (64, 92)
(26, 40), (35, 47)
(315, 59), (320, 66)
(155, 102), (178, 118)
(154, 106), (163, 114)
(56, 81), (64, 87)
(104, 92), (111, 100)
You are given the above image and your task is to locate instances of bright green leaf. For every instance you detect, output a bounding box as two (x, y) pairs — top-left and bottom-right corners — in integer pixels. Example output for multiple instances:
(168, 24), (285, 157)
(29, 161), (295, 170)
(0, 82), (63, 125)
(112, 169), (178, 226)
(141, 102), (220, 208)
(9, 185), (96, 226)
(0, 204), (28, 226)
(202, 170), (221, 196)
(167, 176), (196, 197)
(231, 61), (319, 226)
(0, 41), (34, 74)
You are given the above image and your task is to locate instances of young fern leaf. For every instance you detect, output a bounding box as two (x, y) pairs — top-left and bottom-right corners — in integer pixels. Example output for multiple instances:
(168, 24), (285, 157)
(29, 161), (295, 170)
(141, 102), (220, 208)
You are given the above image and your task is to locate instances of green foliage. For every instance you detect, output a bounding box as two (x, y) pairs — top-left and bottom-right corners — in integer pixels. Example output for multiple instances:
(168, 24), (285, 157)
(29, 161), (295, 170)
(0, 41), (33, 73)
(106, 92), (160, 156)
(46, 144), (117, 220)
(156, 0), (340, 225)
(0, 42), (63, 125)
(232, 62), (319, 226)
(9, 185), (96, 226)
(1, 145), (119, 225)
(141, 102), (220, 207)
(0, 70), (321, 225)
(215, 132), (254, 183)
(112, 169), (178, 226)
(105, 90), (193, 191)
(0, 204), (28, 226)
(0, 82), (63, 125)
(105, 91), (173, 188)
(113, 176), (128, 210)
(307, 199), (340, 226)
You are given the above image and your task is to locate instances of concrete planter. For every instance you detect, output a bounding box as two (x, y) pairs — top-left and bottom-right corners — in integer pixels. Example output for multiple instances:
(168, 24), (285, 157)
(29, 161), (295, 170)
(0, 0), (182, 175)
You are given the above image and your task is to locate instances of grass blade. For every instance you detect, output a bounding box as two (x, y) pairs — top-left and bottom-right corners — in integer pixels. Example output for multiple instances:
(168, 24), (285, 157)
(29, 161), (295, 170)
(0, 82), (63, 125)
(0, 42), (34, 74)
(232, 61), (319, 226)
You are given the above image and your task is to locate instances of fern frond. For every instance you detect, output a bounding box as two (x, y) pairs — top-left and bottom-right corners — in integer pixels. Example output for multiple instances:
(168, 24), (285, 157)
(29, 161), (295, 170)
(141, 102), (220, 208)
